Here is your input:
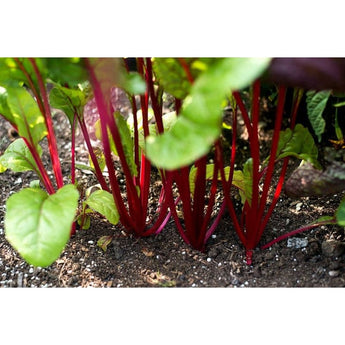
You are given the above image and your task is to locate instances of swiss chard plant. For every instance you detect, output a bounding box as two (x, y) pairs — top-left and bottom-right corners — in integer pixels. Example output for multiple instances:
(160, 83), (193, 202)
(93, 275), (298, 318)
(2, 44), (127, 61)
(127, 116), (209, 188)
(0, 58), (81, 267)
(145, 58), (272, 251)
(81, 57), (174, 245)
(219, 83), (321, 264)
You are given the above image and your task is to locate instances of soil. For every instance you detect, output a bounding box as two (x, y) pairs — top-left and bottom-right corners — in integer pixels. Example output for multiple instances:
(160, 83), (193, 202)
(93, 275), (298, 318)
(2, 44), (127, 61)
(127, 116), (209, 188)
(1, 95), (345, 288)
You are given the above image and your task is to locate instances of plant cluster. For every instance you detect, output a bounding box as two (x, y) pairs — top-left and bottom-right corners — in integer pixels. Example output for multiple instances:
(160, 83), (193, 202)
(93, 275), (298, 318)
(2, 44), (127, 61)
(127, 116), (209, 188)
(0, 57), (345, 267)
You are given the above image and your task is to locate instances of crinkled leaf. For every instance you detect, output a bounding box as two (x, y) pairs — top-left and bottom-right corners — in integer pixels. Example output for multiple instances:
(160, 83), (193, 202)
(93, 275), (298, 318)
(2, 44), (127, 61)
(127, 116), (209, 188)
(43, 58), (88, 88)
(336, 197), (345, 226)
(153, 58), (196, 99)
(85, 189), (119, 225)
(5, 184), (79, 267)
(275, 124), (319, 167)
(306, 90), (330, 142)
(49, 85), (87, 126)
(0, 138), (42, 173)
(285, 161), (345, 198)
(6, 87), (47, 146)
(146, 58), (271, 170)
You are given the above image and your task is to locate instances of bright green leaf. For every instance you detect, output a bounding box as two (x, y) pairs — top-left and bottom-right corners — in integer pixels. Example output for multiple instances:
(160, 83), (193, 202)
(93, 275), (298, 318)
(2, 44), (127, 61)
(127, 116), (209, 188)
(0, 138), (42, 173)
(85, 189), (119, 225)
(6, 87), (47, 146)
(146, 58), (271, 170)
(114, 112), (138, 176)
(120, 72), (146, 95)
(5, 185), (79, 267)
(0, 86), (15, 124)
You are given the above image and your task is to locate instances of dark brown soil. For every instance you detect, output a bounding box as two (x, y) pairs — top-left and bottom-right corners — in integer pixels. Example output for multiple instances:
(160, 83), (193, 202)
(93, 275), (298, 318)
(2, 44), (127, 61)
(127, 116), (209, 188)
(1, 105), (345, 288)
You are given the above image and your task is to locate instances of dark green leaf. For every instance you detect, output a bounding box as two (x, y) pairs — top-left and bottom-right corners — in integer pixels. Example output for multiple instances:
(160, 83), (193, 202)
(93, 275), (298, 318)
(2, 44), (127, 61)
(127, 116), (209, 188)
(336, 196), (345, 226)
(49, 85), (87, 125)
(275, 124), (319, 167)
(44, 58), (88, 87)
(306, 90), (331, 142)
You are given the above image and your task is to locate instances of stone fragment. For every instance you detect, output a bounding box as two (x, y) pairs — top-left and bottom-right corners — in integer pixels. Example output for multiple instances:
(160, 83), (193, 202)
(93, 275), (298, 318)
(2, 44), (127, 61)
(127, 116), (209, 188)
(321, 240), (345, 257)
(287, 237), (308, 249)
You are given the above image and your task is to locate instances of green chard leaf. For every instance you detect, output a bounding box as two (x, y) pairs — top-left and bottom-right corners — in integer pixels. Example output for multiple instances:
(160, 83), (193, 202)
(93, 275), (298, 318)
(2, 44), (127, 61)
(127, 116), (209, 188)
(153, 58), (195, 99)
(85, 189), (120, 225)
(275, 124), (319, 167)
(0, 138), (42, 173)
(146, 58), (271, 170)
(336, 196), (345, 226)
(49, 85), (87, 125)
(114, 112), (138, 177)
(43, 58), (88, 88)
(306, 90), (331, 142)
(6, 87), (47, 146)
(5, 185), (79, 267)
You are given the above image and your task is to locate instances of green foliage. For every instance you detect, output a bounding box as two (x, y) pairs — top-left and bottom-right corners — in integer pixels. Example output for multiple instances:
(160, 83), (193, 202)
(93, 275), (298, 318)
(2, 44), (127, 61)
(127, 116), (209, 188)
(153, 58), (195, 99)
(188, 164), (249, 204)
(85, 189), (120, 225)
(275, 124), (320, 167)
(146, 58), (271, 170)
(5, 185), (79, 267)
(114, 112), (138, 177)
(0, 138), (42, 173)
(49, 84), (88, 125)
(336, 197), (345, 226)
(306, 90), (331, 142)
(5, 87), (47, 145)
(43, 58), (88, 88)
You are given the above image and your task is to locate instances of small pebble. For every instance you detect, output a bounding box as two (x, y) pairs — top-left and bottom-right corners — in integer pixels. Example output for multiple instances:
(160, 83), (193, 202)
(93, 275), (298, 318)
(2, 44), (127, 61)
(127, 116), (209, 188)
(329, 270), (340, 277)
(296, 202), (302, 212)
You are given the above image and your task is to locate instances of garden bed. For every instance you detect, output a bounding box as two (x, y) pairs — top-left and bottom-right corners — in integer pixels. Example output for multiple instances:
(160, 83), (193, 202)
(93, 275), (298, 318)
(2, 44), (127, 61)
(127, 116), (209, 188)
(1, 111), (345, 288)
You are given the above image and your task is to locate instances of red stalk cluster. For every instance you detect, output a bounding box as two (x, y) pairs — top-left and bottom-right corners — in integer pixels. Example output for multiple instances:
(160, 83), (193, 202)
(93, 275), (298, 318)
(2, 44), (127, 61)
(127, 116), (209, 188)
(220, 80), (301, 264)
(84, 58), (171, 237)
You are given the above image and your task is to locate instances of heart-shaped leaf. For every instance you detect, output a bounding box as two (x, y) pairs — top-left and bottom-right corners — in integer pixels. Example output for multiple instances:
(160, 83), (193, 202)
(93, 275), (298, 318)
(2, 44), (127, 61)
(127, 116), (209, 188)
(5, 184), (79, 267)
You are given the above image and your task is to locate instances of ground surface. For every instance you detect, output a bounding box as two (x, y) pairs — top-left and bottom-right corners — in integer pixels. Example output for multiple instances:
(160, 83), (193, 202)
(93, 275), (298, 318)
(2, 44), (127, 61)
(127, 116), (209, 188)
(1, 98), (345, 288)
